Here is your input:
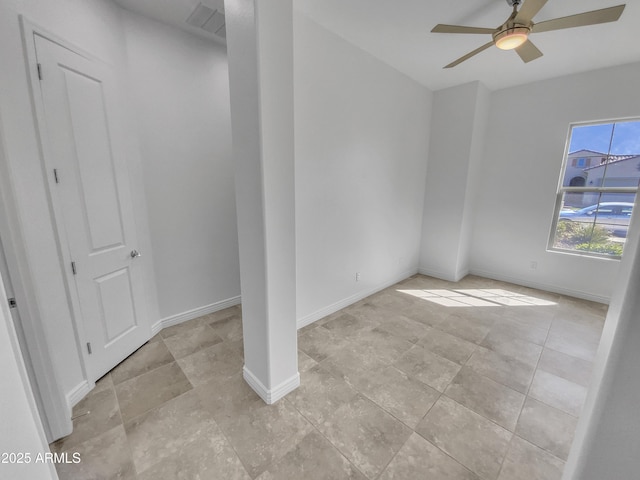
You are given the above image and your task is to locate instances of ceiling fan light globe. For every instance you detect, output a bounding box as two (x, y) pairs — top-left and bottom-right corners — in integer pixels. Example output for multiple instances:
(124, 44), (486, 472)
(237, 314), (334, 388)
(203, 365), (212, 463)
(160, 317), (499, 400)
(494, 26), (530, 50)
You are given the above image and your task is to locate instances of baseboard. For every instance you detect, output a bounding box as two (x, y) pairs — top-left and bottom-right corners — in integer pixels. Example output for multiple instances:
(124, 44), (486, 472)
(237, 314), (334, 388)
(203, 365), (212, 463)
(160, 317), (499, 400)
(66, 380), (90, 410)
(469, 268), (610, 304)
(296, 268), (418, 330)
(418, 266), (467, 283)
(243, 366), (300, 404)
(157, 296), (241, 331)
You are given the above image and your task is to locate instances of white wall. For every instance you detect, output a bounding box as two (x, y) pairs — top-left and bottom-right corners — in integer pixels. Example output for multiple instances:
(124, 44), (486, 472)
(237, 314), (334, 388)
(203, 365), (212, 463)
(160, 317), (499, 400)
(123, 11), (240, 321)
(419, 81), (489, 281)
(0, 274), (57, 480)
(294, 11), (431, 325)
(469, 62), (640, 302)
(563, 199), (640, 479)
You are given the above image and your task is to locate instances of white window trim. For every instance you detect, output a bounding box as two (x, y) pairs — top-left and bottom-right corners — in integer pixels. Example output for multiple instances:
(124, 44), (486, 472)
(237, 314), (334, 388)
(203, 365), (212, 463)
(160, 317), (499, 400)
(547, 120), (639, 259)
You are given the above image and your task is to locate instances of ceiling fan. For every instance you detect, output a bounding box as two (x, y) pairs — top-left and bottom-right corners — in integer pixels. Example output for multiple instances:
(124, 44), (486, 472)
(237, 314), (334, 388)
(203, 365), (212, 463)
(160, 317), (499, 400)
(432, 0), (626, 68)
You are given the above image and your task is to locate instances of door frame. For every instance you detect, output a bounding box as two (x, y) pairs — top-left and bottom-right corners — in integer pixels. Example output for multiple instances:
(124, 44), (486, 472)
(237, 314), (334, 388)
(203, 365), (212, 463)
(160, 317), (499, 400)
(1, 18), (124, 441)
(21, 17), (97, 385)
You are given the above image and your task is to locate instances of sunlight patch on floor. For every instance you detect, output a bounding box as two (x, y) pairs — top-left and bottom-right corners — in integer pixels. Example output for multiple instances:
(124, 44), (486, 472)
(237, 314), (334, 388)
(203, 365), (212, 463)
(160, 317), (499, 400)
(397, 288), (557, 308)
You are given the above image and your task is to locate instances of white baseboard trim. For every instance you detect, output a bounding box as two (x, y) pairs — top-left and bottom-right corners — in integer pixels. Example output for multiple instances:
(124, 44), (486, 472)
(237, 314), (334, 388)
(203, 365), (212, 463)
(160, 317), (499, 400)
(156, 296), (242, 331)
(66, 380), (90, 410)
(296, 268), (418, 330)
(150, 320), (162, 337)
(417, 266), (468, 283)
(243, 366), (300, 404)
(469, 268), (609, 304)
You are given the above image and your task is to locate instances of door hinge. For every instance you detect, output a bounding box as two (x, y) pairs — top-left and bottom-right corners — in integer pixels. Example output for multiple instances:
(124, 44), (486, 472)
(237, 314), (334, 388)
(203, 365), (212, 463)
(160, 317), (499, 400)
(71, 261), (77, 275)
(53, 168), (59, 184)
(86, 342), (92, 355)
(8, 297), (17, 309)
(37, 63), (43, 80)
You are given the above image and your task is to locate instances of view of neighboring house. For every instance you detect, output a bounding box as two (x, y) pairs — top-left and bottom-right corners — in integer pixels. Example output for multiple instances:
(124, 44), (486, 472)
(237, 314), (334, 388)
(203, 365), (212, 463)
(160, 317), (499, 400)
(563, 149), (640, 207)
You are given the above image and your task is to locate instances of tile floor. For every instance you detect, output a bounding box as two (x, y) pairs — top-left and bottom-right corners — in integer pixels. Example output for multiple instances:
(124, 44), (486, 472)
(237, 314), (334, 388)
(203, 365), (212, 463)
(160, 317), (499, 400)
(50, 274), (606, 480)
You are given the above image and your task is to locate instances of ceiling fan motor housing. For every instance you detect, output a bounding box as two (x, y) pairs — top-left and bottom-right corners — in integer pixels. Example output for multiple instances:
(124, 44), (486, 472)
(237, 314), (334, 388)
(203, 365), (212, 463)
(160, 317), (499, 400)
(493, 24), (531, 50)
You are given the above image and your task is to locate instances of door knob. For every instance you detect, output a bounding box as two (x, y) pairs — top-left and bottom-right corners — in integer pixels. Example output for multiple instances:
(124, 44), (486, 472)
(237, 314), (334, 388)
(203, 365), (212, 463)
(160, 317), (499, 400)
(130, 250), (142, 258)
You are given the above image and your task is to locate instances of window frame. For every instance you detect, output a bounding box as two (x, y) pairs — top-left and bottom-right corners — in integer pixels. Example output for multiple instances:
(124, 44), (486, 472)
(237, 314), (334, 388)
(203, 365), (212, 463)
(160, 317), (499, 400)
(547, 119), (639, 260)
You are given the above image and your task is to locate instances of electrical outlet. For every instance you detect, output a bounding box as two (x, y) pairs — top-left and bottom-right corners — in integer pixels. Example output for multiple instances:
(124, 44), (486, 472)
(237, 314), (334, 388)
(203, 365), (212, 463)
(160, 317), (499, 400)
(355, 272), (361, 282)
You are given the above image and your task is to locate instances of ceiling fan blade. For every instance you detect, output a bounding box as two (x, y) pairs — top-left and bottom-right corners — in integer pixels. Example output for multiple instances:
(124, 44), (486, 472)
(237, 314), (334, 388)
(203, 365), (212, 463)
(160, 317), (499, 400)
(515, 39), (543, 63)
(432, 24), (495, 34)
(533, 5), (625, 33)
(444, 41), (494, 69)
(515, 0), (549, 24)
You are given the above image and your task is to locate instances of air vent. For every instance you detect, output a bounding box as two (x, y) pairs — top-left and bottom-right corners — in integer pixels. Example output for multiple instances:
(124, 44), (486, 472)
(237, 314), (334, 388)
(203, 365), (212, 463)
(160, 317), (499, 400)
(186, 3), (226, 39)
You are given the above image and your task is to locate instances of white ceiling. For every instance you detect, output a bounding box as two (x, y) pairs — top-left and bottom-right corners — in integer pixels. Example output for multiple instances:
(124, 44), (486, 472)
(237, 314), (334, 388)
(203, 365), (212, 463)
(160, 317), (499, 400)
(114, 0), (640, 91)
(113, 0), (226, 44)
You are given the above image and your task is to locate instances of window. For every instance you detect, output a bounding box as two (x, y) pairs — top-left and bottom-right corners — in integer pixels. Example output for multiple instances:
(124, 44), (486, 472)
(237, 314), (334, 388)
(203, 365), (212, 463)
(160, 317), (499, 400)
(575, 157), (589, 167)
(549, 120), (640, 258)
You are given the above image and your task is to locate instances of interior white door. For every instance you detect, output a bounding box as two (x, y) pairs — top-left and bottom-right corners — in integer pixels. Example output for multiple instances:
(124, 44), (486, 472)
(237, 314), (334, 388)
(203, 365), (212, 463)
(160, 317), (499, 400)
(34, 35), (149, 382)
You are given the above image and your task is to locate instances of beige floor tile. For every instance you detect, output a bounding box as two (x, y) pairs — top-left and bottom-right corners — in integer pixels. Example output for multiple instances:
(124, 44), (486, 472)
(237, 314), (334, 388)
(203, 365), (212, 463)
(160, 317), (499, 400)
(124, 389), (215, 473)
(417, 327), (478, 364)
(298, 349), (318, 373)
(491, 318), (548, 346)
(228, 337), (245, 359)
(137, 426), (251, 480)
(368, 290), (420, 311)
(317, 394), (412, 479)
(537, 348), (594, 387)
(466, 346), (536, 393)
(206, 305), (241, 323)
(450, 306), (503, 326)
(176, 341), (243, 387)
(516, 398), (578, 460)
(480, 330), (543, 366)
(400, 303), (450, 327)
(416, 396), (512, 480)
(375, 314), (433, 343)
(147, 332), (164, 343)
(51, 274), (606, 480)
(352, 327), (415, 364)
(54, 425), (136, 480)
(208, 313), (243, 342)
(436, 313), (494, 344)
(545, 320), (601, 362)
(115, 361), (192, 423)
(394, 344), (461, 392)
(51, 386), (121, 453)
(322, 312), (378, 338)
(298, 326), (353, 362)
(553, 302), (606, 329)
(162, 324), (224, 359)
(379, 433), (480, 480)
(285, 364), (358, 426)
(505, 306), (555, 330)
(498, 436), (565, 480)
(319, 342), (390, 384)
(216, 398), (314, 478)
(444, 367), (525, 431)
(528, 370), (587, 417)
(349, 365), (440, 429)
(160, 317), (207, 339)
(194, 373), (264, 425)
(111, 340), (175, 385)
(255, 430), (366, 480)
(128, 391), (249, 480)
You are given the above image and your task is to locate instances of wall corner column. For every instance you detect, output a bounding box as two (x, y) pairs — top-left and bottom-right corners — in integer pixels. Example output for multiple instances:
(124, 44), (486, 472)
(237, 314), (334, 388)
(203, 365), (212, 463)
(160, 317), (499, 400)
(225, 0), (298, 404)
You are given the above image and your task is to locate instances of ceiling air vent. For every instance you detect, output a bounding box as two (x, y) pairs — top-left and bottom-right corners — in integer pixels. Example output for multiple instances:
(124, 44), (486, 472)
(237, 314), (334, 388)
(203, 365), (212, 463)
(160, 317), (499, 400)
(186, 3), (226, 39)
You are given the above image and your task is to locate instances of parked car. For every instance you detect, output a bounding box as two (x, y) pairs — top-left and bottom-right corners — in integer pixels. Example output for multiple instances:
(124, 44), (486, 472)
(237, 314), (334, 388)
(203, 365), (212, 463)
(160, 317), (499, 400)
(559, 202), (634, 237)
